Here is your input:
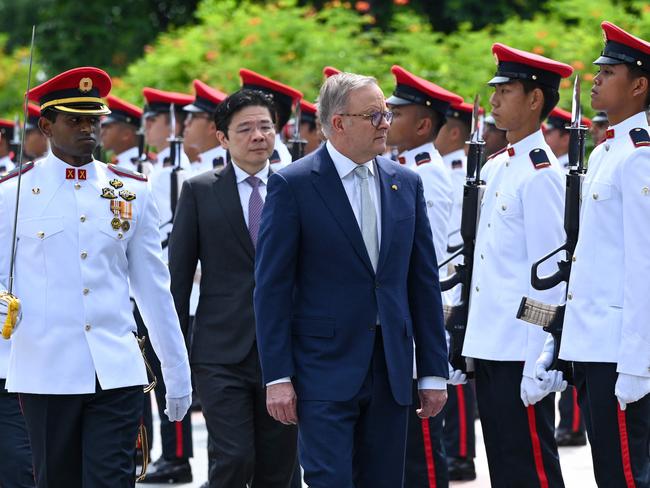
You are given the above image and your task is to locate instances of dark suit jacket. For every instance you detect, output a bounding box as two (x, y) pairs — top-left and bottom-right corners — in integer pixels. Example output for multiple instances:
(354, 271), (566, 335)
(169, 163), (258, 364)
(254, 144), (448, 406)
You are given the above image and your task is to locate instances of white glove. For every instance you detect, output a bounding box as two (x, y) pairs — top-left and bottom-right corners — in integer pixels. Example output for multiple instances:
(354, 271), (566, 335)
(520, 372), (566, 407)
(164, 394), (192, 422)
(447, 363), (467, 386)
(534, 335), (556, 388)
(615, 373), (650, 411)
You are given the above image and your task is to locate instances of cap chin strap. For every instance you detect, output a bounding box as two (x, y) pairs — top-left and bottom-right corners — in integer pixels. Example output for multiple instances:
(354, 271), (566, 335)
(51, 104), (111, 116)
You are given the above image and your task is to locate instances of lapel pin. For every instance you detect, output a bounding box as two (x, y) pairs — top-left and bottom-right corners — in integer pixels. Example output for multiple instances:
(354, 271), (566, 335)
(391, 184), (398, 191)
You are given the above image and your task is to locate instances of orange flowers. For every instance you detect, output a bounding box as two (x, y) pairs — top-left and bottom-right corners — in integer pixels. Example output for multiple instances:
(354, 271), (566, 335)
(355, 1), (370, 12)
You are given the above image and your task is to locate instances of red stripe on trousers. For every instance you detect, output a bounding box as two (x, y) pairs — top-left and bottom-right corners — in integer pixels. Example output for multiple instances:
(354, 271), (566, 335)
(175, 422), (184, 458)
(571, 388), (581, 433)
(616, 405), (636, 488)
(420, 418), (437, 488)
(526, 405), (549, 488)
(456, 384), (468, 457)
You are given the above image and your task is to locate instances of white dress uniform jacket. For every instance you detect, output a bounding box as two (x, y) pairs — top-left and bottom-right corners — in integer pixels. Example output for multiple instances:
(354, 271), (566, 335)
(557, 152), (569, 171)
(115, 146), (139, 172)
(0, 153), (191, 395)
(560, 111), (650, 378)
(463, 130), (566, 377)
(271, 134), (292, 171)
(399, 142), (454, 261)
(0, 155), (14, 174)
(441, 148), (466, 249)
(189, 145), (227, 175)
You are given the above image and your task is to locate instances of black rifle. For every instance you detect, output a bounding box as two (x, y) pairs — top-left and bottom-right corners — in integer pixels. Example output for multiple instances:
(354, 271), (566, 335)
(132, 114), (147, 173)
(438, 95), (486, 375)
(160, 104), (185, 249)
(516, 76), (587, 376)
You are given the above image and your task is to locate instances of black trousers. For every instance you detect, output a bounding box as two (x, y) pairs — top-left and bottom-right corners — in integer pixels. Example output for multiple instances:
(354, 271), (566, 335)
(443, 382), (476, 459)
(405, 380), (448, 487)
(557, 386), (585, 434)
(475, 360), (564, 488)
(20, 382), (142, 488)
(135, 303), (193, 460)
(193, 344), (297, 488)
(573, 362), (650, 487)
(0, 379), (34, 487)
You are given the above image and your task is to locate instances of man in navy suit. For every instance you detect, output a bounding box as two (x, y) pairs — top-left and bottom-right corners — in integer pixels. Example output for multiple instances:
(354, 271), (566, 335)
(254, 72), (449, 488)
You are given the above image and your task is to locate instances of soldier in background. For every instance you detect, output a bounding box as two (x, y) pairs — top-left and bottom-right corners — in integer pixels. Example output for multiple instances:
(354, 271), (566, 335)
(100, 95), (142, 171)
(589, 111), (609, 146)
(544, 107), (592, 171)
(0, 120), (16, 174)
(183, 79), (228, 174)
(24, 103), (49, 161)
(297, 99), (322, 156)
(482, 113), (508, 159)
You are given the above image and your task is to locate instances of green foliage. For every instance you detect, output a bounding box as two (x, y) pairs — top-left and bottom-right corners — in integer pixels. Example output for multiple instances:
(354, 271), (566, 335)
(115, 0), (650, 117)
(0, 36), (42, 118)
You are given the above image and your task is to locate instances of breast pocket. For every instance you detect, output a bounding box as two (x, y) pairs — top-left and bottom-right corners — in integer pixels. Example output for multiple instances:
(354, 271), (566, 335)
(97, 218), (137, 243)
(587, 181), (613, 203)
(15, 217), (66, 283)
(17, 216), (65, 241)
(495, 193), (522, 220)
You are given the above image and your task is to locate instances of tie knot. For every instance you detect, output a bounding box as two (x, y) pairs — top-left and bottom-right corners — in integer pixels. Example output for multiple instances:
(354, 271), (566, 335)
(354, 165), (369, 180)
(246, 175), (260, 188)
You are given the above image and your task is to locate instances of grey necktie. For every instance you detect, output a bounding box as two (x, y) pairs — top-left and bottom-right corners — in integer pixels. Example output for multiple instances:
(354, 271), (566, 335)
(354, 165), (379, 271)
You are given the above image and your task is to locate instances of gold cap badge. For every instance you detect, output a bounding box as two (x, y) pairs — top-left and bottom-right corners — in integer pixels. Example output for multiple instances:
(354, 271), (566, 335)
(79, 77), (93, 93)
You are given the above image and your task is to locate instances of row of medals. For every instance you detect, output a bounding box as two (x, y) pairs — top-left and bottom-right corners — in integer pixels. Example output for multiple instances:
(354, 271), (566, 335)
(102, 179), (136, 233)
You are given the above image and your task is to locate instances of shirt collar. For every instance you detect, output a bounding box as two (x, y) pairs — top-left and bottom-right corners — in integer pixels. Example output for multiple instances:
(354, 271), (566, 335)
(508, 129), (546, 159)
(116, 146), (139, 166)
(441, 148), (465, 165)
(400, 142), (439, 166)
(326, 140), (375, 179)
(232, 160), (271, 185)
(606, 111), (650, 141)
(44, 152), (99, 182)
(199, 145), (226, 163)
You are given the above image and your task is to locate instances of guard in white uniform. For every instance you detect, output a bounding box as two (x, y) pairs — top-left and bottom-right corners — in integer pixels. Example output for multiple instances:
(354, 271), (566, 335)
(435, 101), (478, 481)
(462, 43), (573, 487)
(24, 103), (49, 162)
(0, 67), (191, 487)
(101, 94), (143, 172)
(555, 22), (650, 487)
(183, 79), (228, 175)
(239, 68), (303, 170)
(386, 64), (460, 488)
(140, 86), (196, 483)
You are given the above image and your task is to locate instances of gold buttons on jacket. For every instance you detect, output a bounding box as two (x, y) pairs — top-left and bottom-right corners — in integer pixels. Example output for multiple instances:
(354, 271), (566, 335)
(572, 256), (576, 262)
(37, 231), (45, 239)
(592, 193), (599, 200)
(74, 183), (81, 190)
(567, 292), (573, 300)
(475, 286), (479, 292)
(85, 324), (91, 331)
(501, 204), (507, 211)
(82, 288), (89, 295)
(643, 187), (649, 196)
(80, 251), (88, 259)
(80, 215), (86, 222)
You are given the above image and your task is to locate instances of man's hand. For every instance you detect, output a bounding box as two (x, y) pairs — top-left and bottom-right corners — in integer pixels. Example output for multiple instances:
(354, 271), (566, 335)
(266, 382), (298, 425)
(447, 363), (467, 386)
(417, 389), (447, 419)
(165, 394), (192, 422)
(615, 373), (650, 411)
(520, 372), (566, 407)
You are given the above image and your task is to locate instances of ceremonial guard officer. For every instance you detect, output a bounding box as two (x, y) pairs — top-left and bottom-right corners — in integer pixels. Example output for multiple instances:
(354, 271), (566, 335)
(0, 66), (191, 487)
(298, 99), (322, 155)
(101, 94), (142, 172)
(385, 64), (459, 488)
(462, 44), (573, 487)
(0, 119), (16, 174)
(433, 100), (479, 481)
(24, 103), (48, 162)
(239, 68), (303, 169)
(183, 79), (228, 174)
(139, 86), (195, 484)
(548, 22), (650, 487)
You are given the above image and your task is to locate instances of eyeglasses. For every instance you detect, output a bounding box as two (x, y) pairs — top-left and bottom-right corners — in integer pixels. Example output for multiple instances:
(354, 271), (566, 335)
(338, 111), (393, 128)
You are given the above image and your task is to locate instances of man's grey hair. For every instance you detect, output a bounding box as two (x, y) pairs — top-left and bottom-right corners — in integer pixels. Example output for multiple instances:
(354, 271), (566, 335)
(317, 72), (379, 138)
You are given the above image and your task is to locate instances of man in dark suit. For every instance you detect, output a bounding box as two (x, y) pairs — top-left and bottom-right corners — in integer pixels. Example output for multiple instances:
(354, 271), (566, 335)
(169, 89), (297, 488)
(254, 72), (449, 488)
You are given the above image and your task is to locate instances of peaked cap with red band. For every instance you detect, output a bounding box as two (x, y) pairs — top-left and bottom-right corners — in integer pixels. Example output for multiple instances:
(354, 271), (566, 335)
(239, 69), (303, 112)
(447, 100), (485, 126)
(28, 67), (111, 116)
(25, 103), (41, 130)
(185, 79), (227, 115)
(489, 43), (573, 90)
(387, 65), (464, 116)
(102, 95), (143, 127)
(299, 99), (317, 124)
(0, 119), (15, 140)
(323, 66), (342, 78)
(594, 21), (650, 73)
(142, 87), (194, 117)
(546, 106), (592, 130)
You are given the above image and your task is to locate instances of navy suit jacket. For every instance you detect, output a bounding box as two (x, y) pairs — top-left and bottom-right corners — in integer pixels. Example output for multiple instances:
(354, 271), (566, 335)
(254, 144), (448, 406)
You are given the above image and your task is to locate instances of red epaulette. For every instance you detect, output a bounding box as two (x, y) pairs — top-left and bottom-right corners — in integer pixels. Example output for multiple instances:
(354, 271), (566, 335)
(107, 163), (148, 181)
(486, 146), (508, 161)
(0, 161), (35, 184)
(629, 128), (650, 148)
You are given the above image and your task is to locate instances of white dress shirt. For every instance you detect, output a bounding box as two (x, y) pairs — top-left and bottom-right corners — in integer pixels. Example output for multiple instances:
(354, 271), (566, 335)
(462, 129), (566, 378)
(231, 160), (271, 226)
(560, 111), (650, 377)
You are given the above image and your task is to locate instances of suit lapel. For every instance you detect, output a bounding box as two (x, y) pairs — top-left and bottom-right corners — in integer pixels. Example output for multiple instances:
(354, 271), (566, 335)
(212, 163), (255, 261)
(311, 146), (375, 275)
(376, 157), (399, 273)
